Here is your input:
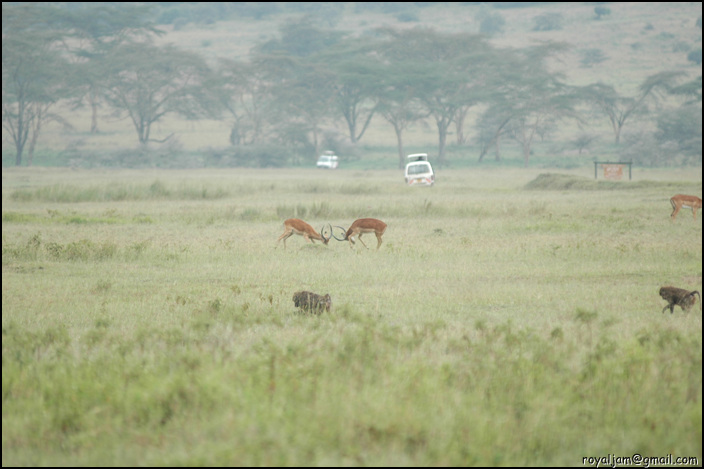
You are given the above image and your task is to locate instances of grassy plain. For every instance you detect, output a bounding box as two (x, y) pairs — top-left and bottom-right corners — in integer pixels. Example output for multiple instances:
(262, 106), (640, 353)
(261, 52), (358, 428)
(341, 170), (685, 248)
(2, 166), (702, 466)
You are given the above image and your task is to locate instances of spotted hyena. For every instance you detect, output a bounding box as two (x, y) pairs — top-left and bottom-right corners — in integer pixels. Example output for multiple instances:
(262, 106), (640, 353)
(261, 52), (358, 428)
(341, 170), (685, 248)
(292, 291), (331, 314)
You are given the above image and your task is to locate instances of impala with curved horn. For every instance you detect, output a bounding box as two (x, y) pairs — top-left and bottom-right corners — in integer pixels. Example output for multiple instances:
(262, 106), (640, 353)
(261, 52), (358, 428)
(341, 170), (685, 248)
(276, 218), (331, 249)
(333, 218), (387, 250)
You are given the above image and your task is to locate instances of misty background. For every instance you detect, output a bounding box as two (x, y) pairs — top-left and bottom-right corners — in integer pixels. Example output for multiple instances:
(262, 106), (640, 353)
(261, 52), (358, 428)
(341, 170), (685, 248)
(2, 2), (702, 169)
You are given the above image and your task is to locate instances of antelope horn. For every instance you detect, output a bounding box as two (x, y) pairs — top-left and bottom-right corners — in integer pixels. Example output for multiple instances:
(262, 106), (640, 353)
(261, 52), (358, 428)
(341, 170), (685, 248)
(320, 225), (330, 241)
(331, 225), (347, 241)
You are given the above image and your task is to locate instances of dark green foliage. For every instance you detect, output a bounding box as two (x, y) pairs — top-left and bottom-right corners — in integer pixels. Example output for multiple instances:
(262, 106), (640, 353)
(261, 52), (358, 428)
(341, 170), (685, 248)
(579, 48), (608, 67)
(229, 145), (289, 168)
(255, 16), (344, 57)
(655, 105), (702, 163)
(478, 11), (505, 35)
(532, 13), (564, 31)
(156, 2), (281, 25)
(619, 104), (702, 167)
(594, 6), (611, 19)
(571, 134), (597, 154)
(396, 12), (419, 23)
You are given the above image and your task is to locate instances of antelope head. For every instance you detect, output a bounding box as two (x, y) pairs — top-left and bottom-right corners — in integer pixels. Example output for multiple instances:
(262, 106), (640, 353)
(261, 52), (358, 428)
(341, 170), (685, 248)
(332, 218), (387, 249)
(276, 218), (332, 249)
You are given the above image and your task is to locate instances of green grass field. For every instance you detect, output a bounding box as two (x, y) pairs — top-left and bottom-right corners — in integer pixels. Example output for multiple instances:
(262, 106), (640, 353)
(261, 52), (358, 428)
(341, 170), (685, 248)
(2, 166), (702, 466)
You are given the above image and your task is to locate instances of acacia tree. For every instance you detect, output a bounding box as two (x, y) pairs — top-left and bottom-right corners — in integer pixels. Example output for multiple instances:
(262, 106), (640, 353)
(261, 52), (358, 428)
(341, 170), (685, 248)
(329, 59), (381, 144)
(584, 71), (686, 144)
(2, 3), (72, 166)
(668, 76), (702, 105)
(377, 28), (492, 167)
(377, 71), (429, 169)
(655, 105), (702, 165)
(647, 76), (702, 166)
(215, 58), (273, 146)
(254, 54), (337, 159)
(56, 3), (162, 134)
(476, 106), (512, 162)
(477, 43), (576, 167)
(101, 42), (213, 146)
(249, 18), (341, 158)
(315, 40), (385, 144)
(2, 35), (66, 166)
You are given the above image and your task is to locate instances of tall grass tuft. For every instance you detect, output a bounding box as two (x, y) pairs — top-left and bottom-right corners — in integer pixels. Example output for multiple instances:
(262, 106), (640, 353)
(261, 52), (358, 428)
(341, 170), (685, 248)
(9, 180), (230, 203)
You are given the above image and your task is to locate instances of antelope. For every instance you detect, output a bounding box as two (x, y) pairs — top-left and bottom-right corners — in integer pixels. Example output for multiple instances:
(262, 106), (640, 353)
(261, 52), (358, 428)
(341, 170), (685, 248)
(659, 286), (701, 314)
(333, 218), (387, 250)
(669, 194), (701, 221)
(276, 218), (331, 249)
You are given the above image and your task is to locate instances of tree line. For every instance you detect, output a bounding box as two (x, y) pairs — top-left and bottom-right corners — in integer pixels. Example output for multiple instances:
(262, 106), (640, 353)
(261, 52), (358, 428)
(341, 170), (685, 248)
(3, 3), (701, 168)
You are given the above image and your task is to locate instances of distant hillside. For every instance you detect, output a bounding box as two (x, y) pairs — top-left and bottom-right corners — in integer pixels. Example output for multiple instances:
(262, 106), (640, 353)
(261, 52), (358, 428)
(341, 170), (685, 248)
(4, 2), (701, 169)
(157, 2), (701, 90)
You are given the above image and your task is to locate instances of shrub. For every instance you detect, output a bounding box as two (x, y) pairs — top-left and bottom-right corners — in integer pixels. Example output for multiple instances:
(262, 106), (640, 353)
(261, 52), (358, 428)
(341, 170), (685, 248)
(532, 13), (563, 31)
(396, 12), (419, 23)
(231, 145), (289, 168)
(687, 48), (701, 65)
(580, 48), (608, 67)
(478, 12), (505, 36)
(594, 6), (611, 19)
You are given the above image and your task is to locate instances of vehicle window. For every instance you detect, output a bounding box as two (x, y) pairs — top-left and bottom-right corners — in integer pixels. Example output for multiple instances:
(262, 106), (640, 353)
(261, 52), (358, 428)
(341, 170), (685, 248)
(408, 164), (430, 175)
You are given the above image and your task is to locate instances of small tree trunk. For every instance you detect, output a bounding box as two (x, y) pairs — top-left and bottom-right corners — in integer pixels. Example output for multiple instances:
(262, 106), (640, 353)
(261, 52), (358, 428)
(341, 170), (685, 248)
(394, 122), (405, 169)
(455, 109), (467, 145)
(15, 146), (24, 166)
(90, 86), (100, 133)
(437, 124), (448, 167)
(27, 109), (43, 167)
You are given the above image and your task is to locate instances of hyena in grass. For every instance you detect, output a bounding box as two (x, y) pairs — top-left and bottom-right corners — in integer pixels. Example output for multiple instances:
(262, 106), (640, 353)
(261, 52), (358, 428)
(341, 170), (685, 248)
(292, 291), (331, 314)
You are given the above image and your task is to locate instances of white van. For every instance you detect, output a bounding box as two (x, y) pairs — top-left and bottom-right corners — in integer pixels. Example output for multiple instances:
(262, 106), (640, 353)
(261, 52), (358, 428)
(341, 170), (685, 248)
(404, 153), (434, 186)
(316, 151), (339, 169)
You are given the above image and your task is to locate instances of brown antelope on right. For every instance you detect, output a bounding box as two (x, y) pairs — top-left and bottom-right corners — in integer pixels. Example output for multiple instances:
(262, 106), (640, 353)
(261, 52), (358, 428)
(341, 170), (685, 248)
(333, 218), (387, 250)
(669, 194), (701, 221)
(276, 218), (331, 249)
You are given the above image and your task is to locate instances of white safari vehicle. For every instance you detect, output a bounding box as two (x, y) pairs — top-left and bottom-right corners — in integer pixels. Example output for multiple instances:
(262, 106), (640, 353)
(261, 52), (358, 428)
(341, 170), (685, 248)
(404, 153), (434, 186)
(316, 151), (339, 169)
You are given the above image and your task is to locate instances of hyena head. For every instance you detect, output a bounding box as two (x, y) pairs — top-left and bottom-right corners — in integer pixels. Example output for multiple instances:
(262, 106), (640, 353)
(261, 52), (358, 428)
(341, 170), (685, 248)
(321, 294), (332, 312)
(292, 291), (310, 308)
